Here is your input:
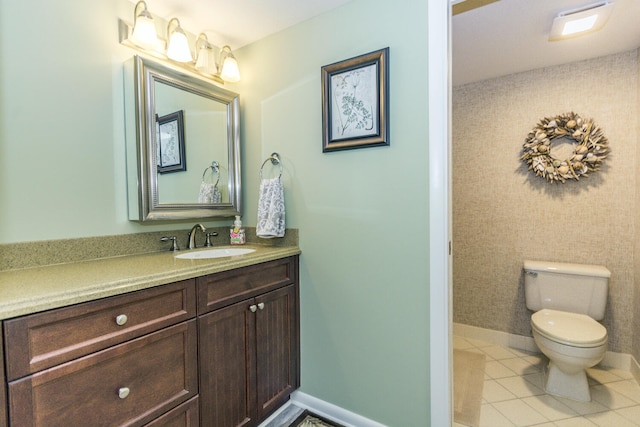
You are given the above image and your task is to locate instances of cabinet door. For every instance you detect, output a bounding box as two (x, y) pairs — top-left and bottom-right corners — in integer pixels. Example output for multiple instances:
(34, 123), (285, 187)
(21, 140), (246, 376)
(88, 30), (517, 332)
(198, 300), (256, 427)
(255, 284), (299, 420)
(0, 325), (7, 427)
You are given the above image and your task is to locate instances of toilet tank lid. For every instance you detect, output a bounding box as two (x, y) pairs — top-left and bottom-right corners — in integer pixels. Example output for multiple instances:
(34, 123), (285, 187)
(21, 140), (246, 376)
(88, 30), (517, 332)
(524, 260), (611, 278)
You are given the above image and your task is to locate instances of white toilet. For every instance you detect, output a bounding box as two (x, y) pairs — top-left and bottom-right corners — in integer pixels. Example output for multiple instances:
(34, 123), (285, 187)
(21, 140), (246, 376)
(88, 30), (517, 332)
(524, 260), (611, 402)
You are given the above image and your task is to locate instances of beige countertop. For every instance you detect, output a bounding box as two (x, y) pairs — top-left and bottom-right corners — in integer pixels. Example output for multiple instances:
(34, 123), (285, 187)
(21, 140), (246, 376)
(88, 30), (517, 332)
(0, 244), (300, 320)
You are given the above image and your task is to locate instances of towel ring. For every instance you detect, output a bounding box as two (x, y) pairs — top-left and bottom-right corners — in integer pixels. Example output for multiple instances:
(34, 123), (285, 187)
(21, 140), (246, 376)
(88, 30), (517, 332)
(202, 161), (220, 186)
(260, 152), (283, 179)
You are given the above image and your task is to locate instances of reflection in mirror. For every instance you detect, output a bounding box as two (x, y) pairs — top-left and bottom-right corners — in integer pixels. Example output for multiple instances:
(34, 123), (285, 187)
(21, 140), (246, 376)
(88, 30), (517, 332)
(124, 55), (241, 221)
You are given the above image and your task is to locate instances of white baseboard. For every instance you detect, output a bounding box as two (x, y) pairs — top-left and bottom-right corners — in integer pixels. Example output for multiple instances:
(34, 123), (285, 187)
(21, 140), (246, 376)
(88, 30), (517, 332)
(631, 355), (640, 385)
(454, 322), (539, 353)
(290, 391), (388, 427)
(454, 322), (634, 372)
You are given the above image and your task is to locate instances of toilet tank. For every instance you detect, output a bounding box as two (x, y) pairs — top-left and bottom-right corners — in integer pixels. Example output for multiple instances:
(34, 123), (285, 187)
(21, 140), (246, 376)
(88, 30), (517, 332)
(524, 260), (611, 320)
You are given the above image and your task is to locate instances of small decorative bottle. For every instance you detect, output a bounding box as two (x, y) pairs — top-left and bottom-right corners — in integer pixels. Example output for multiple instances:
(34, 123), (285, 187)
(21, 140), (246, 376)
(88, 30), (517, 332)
(230, 215), (246, 245)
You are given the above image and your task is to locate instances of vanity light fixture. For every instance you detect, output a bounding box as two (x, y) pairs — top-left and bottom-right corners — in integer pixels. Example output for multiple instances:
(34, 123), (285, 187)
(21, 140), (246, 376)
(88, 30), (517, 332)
(129, 1), (158, 50)
(218, 46), (241, 83)
(166, 18), (193, 62)
(118, 3), (240, 84)
(194, 33), (213, 74)
(549, 1), (614, 41)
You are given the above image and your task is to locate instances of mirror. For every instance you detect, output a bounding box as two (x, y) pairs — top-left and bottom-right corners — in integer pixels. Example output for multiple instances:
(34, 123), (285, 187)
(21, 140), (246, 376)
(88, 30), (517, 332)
(124, 55), (241, 221)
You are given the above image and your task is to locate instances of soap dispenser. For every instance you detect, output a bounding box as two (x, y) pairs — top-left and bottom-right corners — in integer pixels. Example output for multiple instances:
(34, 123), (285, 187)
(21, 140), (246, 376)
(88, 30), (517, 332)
(230, 215), (246, 245)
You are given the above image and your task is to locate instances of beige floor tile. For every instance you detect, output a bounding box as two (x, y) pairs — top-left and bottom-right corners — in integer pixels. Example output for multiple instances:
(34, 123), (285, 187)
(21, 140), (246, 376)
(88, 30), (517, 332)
(478, 403), (515, 427)
(492, 399), (549, 426)
(497, 376), (545, 398)
(591, 384), (638, 409)
(522, 372), (546, 390)
(453, 335), (640, 427)
(587, 367), (626, 385)
(454, 336), (476, 350)
(617, 406), (640, 425)
(607, 380), (640, 403)
(521, 395), (577, 421)
(483, 379), (518, 403)
(485, 360), (518, 379)
(482, 345), (520, 360)
(553, 417), (598, 426)
(501, 357), (542, 376)
(585, 409), (640, 426)
(552, 395), (609, 416)
(465, 337), (495, 348)
(607, 368), (635, 380)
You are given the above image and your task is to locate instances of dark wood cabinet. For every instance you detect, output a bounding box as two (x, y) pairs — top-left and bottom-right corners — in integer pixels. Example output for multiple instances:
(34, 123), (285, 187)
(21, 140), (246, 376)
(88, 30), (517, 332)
(198, 257), (300, 427)
(0, 332), (7, 427)
(4, 279), (196, 380)
(2, 255), (299, 427)
(8, 321), (198, 427)
(144, 396), (199, 427)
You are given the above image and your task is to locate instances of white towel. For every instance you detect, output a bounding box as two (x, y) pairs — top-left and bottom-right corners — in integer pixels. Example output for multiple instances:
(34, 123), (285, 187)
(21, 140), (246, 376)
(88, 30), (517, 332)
(198, 182), (221, 203)
(257, 177), (285, 238)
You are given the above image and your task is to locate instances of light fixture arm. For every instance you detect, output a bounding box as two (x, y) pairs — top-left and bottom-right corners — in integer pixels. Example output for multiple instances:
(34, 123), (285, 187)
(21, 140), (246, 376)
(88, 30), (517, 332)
(134, 1), (151, 25)
(196, 33), (210, 52)
(167, 18), (181, 38)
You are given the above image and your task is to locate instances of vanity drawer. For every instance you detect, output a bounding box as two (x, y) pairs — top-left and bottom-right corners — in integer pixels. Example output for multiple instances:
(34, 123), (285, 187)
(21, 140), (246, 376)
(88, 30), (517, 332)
(8, 320), (198, 427)
(197, 257), (296, 314)
(4, 279), (196, 380)
(144, 396), (199, 427)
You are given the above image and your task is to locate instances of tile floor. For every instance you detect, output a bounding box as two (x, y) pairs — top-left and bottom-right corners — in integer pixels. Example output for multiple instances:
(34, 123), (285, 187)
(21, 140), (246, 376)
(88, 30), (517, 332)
(454, 335), (640, 426)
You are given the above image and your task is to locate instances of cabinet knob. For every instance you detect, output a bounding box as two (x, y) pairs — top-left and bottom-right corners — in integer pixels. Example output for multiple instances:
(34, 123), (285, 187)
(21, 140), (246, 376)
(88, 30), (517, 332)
(257, 302), (265, 310)
(118, 387), (130, 399)
(249, 304), (257, 312)
(115, 314), (128, 326)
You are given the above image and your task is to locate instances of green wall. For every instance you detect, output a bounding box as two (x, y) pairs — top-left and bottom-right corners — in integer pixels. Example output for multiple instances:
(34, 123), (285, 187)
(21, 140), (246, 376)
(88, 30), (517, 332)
(0, 0), (230, 243)
(236, 1), (430, 425)
(0, 0), (431, 425)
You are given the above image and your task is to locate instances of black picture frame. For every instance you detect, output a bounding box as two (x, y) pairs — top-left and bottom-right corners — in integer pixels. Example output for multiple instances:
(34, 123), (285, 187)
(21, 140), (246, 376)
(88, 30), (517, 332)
(321, 47), (389, 152)
(156, 110), (186, 173)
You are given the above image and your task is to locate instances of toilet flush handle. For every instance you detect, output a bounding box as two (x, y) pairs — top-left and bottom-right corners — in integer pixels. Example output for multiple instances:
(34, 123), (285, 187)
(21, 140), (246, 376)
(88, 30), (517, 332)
(525, 271), (538, 277)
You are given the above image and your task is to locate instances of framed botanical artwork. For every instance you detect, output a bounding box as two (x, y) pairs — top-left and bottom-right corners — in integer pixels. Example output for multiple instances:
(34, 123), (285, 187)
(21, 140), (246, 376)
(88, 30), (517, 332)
(156, 110), (186, 173)
(321, 47), (389, 152)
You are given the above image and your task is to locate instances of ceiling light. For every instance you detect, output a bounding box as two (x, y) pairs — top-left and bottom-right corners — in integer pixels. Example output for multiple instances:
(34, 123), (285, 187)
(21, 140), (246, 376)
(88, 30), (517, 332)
(166, 18), (193, 62)
(549, 1), (614, 41)
(130, 1), (158, 50)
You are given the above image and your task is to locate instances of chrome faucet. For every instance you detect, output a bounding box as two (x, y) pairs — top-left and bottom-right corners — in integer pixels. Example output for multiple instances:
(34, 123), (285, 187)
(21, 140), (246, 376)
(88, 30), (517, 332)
(187, 224), (207, 250)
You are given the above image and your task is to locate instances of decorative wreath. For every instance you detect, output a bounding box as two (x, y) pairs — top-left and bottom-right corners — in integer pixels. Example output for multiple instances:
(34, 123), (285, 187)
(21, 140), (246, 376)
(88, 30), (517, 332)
(521, 112), (609, 183)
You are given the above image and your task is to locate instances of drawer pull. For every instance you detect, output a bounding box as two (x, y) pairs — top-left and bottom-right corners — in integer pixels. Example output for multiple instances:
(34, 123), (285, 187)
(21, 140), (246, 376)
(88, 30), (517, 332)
(118, 387), (130, 399)
(249, 304), (257, 313)
(257, 302), (265, 310)
(115, 314), (128, 326)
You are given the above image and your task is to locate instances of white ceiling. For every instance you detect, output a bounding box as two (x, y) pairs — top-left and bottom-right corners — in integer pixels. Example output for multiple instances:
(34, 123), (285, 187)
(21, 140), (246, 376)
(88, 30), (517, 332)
(136, 0), (353, 49)
(137, 0), (640, 86)
(453, 0), (640, 86)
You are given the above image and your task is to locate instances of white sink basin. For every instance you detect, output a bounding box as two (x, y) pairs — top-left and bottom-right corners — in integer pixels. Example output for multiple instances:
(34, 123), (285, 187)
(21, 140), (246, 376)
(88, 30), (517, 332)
(175, 247), (256, 260)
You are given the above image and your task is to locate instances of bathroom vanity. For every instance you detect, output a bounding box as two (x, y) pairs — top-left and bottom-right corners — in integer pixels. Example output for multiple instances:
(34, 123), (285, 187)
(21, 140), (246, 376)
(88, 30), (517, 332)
(0, 246), (300, 427)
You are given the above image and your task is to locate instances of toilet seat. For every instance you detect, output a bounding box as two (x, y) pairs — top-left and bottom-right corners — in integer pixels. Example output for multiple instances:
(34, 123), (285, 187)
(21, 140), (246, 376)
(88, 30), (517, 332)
(531, 309), (607, 348)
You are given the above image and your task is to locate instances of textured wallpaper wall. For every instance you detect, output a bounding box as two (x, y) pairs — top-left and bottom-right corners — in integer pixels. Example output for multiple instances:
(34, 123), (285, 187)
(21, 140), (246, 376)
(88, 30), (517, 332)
(634, 56), (640, 362)
(452, 49), (639, 354)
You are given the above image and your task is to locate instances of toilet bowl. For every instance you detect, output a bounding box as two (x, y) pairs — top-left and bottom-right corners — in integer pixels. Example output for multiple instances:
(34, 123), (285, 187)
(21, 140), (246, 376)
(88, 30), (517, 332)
(524, 260), (611, 402)
(531, 309), (607, 401)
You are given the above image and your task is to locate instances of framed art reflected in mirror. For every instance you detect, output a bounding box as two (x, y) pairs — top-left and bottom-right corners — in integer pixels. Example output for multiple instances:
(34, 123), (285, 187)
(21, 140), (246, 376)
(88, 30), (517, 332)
(156, 110), (186, 174)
